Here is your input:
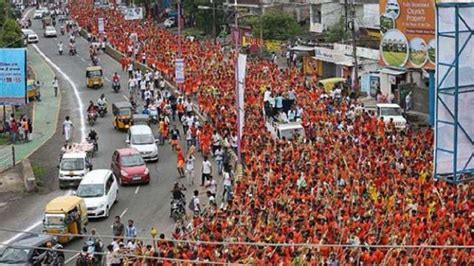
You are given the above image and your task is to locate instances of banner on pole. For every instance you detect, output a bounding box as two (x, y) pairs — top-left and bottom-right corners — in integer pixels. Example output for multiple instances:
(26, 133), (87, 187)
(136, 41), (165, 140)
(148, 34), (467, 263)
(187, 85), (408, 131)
(98, 17), (105, 34)
(175, 58), (185, 84)
(237, 53), (247, 138)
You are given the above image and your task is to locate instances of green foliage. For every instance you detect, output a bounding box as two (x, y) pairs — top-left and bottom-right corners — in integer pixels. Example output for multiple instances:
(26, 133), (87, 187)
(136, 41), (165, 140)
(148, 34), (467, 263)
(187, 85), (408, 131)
(242, 10), (302, 41)
(1, 19), (23, 48)
(325, 17), (349, 43)
(0, 0), (23, 48)
(183, 0), (225, 36)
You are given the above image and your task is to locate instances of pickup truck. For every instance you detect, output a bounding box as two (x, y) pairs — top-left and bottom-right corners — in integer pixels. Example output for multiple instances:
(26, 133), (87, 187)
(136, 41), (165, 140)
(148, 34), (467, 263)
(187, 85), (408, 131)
(365, 103), (407, 129)
(265, 120), (305, 140)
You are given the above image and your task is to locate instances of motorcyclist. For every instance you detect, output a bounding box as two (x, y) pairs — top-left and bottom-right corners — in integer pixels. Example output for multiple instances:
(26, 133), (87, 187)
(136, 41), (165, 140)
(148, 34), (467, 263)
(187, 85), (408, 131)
(57, 41), (63, 54)
(87, 100), (98, 114)
(97, 94), (107, 109)
(88, 128), (98, 142)
(41, 241), (57, 265)
(69, 42), (76, 55)
(170, 182), (186, 217)
(112, 72), (120, 83)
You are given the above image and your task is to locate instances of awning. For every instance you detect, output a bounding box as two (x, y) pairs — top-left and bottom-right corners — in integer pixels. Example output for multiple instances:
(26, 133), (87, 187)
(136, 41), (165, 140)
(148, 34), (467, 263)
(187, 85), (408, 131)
(379, 67), (406, 75)
(291, 45), (315, 52)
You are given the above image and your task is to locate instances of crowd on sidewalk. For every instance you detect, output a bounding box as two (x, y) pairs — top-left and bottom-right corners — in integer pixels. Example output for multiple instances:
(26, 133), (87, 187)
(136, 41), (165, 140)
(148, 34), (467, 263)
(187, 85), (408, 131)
(69, 0), (473, 264)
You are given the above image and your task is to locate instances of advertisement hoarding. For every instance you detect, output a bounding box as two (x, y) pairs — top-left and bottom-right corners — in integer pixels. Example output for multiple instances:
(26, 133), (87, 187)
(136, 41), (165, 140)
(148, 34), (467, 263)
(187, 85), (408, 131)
(175, 58), (184, 84)
(123, 7), (144, 20)
(379, 0), (435, 69)
(98, 17), (105, 33)
(0, 48), (27, 105)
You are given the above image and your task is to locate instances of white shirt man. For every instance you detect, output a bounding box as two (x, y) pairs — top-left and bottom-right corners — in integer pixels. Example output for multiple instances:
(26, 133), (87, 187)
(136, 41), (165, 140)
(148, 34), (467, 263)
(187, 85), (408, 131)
(62, 117), (74, 142)
(205, 177), (217, 196)
(185, 155), (195, 186)
(201, 158), (212, 186)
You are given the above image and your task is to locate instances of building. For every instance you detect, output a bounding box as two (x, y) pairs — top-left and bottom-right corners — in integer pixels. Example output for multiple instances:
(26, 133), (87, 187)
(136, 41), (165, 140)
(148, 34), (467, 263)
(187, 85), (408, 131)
(309, 0), (379, 33)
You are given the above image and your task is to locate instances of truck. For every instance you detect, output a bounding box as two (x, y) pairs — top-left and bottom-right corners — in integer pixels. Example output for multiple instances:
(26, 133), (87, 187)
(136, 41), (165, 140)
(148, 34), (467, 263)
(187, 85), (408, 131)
(265, 120), (305, 140)
(58, 143), (94, 189)
(365, 103), (407, 129)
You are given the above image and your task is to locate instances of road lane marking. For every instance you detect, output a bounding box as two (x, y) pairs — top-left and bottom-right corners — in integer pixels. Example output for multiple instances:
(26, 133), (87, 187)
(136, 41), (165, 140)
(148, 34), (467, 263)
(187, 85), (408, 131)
(123, 95), (129, 101)
(135, 186), (140, 194)
(120, 208), (128, 218)
(64, 253), (79, 265)
(32, 44), (87, 140)
(80, 57), (86, 62)
(105, 77), (111, 82)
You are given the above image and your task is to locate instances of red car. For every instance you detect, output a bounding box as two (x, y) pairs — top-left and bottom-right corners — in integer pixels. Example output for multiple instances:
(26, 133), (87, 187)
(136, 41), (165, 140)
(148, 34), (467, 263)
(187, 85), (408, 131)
(111, 148), (150, 185)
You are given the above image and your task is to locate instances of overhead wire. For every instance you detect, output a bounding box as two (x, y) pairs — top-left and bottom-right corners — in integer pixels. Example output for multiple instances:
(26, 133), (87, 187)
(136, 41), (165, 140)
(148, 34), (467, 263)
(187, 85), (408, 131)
(0, 227), (472, 250)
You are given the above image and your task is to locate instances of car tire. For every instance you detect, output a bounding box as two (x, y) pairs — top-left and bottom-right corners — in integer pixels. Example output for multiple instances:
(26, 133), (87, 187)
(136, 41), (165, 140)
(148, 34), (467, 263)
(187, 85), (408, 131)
(105, 206), (109, 218)
(118, 177), (123, 186)
(115, 191), (119, 203)
(57, 255), (65, 265)
(59, 183), (65, 190)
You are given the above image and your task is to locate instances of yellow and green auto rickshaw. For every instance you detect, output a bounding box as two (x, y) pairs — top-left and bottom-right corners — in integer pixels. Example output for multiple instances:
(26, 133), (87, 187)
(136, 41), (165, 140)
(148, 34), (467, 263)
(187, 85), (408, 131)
(317, 77), (346, 93)
(43, 196), (88, 244)
(27, 79), (38, 101)
(86, 66), (104, 88)
(112, 101), (133, 130)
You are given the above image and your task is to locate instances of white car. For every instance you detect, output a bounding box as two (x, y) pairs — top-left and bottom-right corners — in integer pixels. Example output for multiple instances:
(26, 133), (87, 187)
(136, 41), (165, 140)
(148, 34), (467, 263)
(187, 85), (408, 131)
(21, 29), (39, 43)
(164, 17), (176, 28)
(44, 26), (57, 37)
(76, 169), (119, 218)
(126, 125), (159, 161)
(33, 10), (43, 19)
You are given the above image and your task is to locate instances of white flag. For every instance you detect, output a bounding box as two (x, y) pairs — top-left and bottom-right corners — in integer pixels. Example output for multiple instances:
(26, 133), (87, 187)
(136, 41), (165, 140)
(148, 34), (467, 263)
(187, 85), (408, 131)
(237, 53), (247, 139)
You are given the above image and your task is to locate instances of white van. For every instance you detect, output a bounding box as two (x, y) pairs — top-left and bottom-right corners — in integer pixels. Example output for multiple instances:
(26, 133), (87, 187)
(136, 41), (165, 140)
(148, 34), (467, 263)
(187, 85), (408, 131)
(76, 169), (119, 218)
(58, 152), (92, 189)
(126, 125), (159, 161)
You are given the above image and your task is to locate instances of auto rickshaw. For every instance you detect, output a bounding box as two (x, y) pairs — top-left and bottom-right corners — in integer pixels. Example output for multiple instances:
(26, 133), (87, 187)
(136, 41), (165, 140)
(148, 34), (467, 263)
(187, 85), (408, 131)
(41, 16), (51, 29)
(43, 196), (88, 244)
(27, 79), (38, 101)
(112, 101), (133, 130)
(132, 114), (150, 126)
(86, 66), (104, 88)
(318, 77), (346, 93)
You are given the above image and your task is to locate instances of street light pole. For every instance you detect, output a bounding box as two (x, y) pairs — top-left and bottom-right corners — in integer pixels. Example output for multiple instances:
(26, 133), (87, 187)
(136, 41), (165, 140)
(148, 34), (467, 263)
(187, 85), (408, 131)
(212, 0), (216, 40)
(177, 0), (182, 58)
(234, 0), (242, 164)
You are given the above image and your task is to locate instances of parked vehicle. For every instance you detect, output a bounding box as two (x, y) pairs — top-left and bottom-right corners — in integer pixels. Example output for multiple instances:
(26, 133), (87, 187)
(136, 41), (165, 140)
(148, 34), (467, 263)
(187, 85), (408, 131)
(76, 169), (119, 218)
(43, 196), (88, 244)
(365, 103), (407, 129)
(111, 148), (150, 185)
(126, 125), (159, 162)
(0, 234), (65, 265)
(164, 17), (176, 28)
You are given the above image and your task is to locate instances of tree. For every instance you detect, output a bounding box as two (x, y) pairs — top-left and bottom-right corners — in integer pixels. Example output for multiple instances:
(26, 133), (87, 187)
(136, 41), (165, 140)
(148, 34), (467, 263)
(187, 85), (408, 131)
(0, 0), (23, 48)
(325, 17), (349, 43)
(242, 10), (302, 41)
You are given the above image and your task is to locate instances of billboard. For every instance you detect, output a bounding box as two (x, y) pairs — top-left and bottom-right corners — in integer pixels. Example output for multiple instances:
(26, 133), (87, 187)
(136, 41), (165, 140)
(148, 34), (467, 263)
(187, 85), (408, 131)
(123, 7), (144, 20)
(0, 48), (27, 105)
(379, 0), (436, 69)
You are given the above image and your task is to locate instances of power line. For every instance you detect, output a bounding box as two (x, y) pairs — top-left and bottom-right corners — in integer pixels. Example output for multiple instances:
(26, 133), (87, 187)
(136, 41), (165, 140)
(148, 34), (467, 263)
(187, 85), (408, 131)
(0, 227), (472, 250)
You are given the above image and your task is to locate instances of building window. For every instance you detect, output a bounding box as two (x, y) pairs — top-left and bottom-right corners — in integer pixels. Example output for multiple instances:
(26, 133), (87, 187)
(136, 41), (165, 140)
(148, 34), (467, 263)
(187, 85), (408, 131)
(311, 5), (321, 24)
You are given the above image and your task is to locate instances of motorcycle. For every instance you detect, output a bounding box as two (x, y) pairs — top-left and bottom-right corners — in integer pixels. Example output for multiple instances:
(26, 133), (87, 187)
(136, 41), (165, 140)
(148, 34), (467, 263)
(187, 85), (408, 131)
(87, 111), (97, 126)
(148, 107), (158, 124)
(112, 81), (120, 93)
(92, 56), (99, 66)
(86, 137), (98, 157)
(84, 239), (103, 265)
(170, 198), (186, 222)
(60, 26), (65, 35)
(98, 104), (107, 117)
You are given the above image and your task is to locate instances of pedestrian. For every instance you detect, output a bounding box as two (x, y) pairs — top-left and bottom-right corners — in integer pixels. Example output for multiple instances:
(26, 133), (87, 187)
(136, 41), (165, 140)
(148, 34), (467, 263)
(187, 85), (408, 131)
(190, 190), (201, 215)
(52, 77), (59, 97)
(222, 168), (232, 202)
(62, 116), (73, 143)
(204, 175), (217, 198)
(169, 125), (180, 151)
(127, 62), (133, 79)
(271, 52), (278, 65)
(286, 50), (291, 67)
(105, 244), (121, 266)
(176, 146), (185, 178)
(10, 119), (17, 143)
(185, 153), (195, 186)
(125, 219), (137, 239)
(214, 145), (223, 175)
(201, 156), (212, 186)
(112, 216), (124, 237)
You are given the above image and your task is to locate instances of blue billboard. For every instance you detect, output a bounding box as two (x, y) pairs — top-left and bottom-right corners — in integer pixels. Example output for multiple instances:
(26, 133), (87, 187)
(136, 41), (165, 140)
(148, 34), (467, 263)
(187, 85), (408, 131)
(0, 48), (27, 105)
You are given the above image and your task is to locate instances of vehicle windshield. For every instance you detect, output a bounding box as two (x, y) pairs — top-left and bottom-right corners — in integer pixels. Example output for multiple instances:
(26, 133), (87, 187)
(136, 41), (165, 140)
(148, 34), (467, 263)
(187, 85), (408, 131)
(60, 158), (84, 171)
(118, 108), (131, 116)
(77, 184), (104, 198)
(88, 70), (102, 78)
(381, 107), (402, 116)
(44, 215), (65, 227)
(0, 248), (30, 264)
(121, 154), (145, 167)
(131, 134), (154, 145)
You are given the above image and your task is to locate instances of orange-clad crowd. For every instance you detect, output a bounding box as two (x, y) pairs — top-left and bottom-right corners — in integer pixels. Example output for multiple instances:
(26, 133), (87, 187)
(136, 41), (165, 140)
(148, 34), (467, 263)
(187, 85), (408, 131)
(70, 0), (473, 264)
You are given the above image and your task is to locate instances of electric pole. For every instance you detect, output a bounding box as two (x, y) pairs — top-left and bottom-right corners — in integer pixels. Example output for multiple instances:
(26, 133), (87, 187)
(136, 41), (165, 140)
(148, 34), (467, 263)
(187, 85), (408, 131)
(350, 0), (359, 94)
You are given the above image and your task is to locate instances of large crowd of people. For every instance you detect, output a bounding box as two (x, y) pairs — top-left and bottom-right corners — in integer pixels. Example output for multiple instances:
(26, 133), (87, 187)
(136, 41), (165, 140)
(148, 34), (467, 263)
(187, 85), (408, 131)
(69, 0), (473, 264)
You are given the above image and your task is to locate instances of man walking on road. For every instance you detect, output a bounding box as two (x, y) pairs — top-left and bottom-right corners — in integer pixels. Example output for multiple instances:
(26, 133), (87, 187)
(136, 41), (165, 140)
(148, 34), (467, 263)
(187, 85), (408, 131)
(62, 116), (73, 143)
(112, 216), (125, 237)
(201, 156), (212, 186)
(52, 77), (59, 97)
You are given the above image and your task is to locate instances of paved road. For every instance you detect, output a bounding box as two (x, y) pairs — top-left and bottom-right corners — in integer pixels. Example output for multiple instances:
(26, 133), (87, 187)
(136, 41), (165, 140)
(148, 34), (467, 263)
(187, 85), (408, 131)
(0, 13), (223, 262)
